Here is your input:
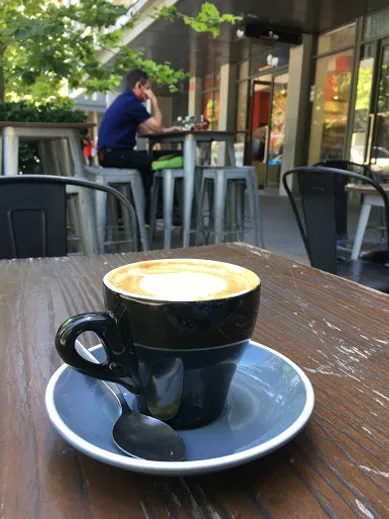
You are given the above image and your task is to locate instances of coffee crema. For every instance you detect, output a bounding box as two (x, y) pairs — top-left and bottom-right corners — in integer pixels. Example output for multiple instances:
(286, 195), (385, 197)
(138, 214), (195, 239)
(104, 259), (260, 301)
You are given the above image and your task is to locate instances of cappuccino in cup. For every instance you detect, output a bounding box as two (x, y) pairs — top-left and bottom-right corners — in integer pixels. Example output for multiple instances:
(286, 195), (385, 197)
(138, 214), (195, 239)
(104, 259), (259, 301)
(56, 259), (261, 429)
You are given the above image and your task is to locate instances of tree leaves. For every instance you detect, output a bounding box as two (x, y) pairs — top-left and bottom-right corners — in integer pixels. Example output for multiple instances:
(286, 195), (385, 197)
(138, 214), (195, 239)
(183, 3), (242, 38)
(0, 0), (241, 101)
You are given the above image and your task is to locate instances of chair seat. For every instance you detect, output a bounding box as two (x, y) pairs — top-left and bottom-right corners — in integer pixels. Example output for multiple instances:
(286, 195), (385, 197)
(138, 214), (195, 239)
(85, 166), (139, 183)
(337, 259), (389, 293)
(154, 168), (184, 178)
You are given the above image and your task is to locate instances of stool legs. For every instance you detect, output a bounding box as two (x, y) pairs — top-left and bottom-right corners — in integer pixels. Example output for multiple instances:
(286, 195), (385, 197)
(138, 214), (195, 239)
(129, 174), (149, 251)
(236, 182), (245, 242)
(197, 167), (264, 248)
(149, 178), (160, 244)
(94, 187), (108, 254)
(3, 128), (19, 176)
(117, 185), (133, 249)
(195, 176), (207, 245)
(162, 170), (175, 250)
(249, 170), (265, 247)
(214, 173), (227, 244)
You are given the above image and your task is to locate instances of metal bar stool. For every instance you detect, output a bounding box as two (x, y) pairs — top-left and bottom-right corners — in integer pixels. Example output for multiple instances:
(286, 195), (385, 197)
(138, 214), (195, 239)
(195, 166), (265, 247)
(149, 169), (184, 250)
(85, 167), (148, 252)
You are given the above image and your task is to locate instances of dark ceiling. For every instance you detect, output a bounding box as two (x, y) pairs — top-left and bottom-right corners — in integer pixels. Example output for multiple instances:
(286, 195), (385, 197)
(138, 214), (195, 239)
(126, 0), (389, 92)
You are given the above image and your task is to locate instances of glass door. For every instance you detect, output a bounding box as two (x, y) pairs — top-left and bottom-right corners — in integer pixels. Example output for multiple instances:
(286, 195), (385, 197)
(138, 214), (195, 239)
(248, 73), (288, 189)
(370, 40), (389, 178)
(266, 73), (288, 189)
(248, 77), (272, 189)
(351, 38), (389, 179)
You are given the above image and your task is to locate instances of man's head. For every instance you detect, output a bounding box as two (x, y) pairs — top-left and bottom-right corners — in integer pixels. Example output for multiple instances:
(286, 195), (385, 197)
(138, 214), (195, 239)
(126, 69), (151, 102)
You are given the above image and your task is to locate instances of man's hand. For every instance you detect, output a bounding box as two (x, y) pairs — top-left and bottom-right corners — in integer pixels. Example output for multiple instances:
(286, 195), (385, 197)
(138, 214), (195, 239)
(164, 126), (181, 133)
(144, 89), (157, 102)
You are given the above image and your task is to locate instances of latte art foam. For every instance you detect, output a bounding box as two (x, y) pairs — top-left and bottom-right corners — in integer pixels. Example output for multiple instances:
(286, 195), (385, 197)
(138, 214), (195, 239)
(105, 259), (260, 302)
(139, 272), (227, 301)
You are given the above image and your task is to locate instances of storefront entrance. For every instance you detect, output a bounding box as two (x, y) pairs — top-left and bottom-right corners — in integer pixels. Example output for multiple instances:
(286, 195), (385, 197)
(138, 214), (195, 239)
(248, 72), (289, 189)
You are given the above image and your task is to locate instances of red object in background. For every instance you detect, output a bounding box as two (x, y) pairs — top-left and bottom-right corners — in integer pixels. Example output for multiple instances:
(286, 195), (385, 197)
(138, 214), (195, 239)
(83, 139), (94, 159)
(335, 55), (353, 74)
(252, 90), (270, 132)
(323, 55), (353, 101)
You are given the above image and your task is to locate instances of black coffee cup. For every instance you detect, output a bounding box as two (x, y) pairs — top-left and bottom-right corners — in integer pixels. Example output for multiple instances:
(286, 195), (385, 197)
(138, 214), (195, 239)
(55, 259), (261, 429)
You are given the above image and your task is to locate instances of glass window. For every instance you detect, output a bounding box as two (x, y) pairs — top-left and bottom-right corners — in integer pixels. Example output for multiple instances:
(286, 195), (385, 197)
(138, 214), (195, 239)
(317, 24), (356, 55)
(364, 7), (389, 40)
(237, 81), (248, 133)
(308, 49), (354, 164)
(350, 44), (374, 163)
(269, 74), (288, 159)
(203, 90), (219, 130)
(202, 73), (220, 130)
(236, 62), (250, 143)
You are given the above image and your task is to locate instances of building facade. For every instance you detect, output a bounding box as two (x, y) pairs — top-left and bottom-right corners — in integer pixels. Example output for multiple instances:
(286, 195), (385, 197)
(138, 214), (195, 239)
(77, 0), (389, 192)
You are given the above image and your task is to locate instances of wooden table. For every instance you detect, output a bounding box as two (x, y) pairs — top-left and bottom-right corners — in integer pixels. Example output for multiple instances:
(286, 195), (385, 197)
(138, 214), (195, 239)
(147, 131), (238, 248)
(346, 183), (389, 260)
(1, 243), (388, 518)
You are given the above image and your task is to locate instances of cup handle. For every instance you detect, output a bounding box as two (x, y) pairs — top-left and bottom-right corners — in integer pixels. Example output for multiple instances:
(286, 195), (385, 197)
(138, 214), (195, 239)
(55, 312), (141, 394)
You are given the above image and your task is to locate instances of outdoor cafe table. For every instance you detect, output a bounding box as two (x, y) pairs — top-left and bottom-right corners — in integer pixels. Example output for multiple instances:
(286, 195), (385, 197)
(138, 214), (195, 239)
(0, 121), (98, 254)
(1, 243), (388, 518)
(0, 121), (95, 177)
(345, 183), (389, 260)
(147, 131), (239, 248)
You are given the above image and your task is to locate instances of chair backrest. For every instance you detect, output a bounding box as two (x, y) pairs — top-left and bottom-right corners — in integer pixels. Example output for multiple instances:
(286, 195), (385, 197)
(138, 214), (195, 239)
(282, 167), (389, 274)
(314, 160), (373, 178)
(313, 161), (375, 240)
(0, 175), (137, 259)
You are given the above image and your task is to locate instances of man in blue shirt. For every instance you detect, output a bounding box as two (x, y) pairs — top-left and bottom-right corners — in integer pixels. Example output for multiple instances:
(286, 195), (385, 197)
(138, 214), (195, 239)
(97, 68), (178, 219)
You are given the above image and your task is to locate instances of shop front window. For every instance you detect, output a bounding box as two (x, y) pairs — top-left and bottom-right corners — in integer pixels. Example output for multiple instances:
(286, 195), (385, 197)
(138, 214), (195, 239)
(364, 7), (389, 40)
(202, 73), (220, 130)
(318, 24), (356, 54)
(236, 62), (249, 144)
(308, 49), (354, 164)
(203, 91), (219, 130)
(350, 44), (375, 163)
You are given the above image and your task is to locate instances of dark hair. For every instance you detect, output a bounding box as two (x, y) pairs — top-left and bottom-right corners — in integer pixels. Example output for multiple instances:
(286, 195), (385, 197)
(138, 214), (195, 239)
(126, 68), (150, 89)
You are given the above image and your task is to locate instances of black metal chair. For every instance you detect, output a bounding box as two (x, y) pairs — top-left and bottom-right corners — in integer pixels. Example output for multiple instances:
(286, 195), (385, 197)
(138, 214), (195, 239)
(314, 160), (386, 248)
(314, 160), (374, 177)
(282, 167), (389, 293)
(0, 175), (138, 259)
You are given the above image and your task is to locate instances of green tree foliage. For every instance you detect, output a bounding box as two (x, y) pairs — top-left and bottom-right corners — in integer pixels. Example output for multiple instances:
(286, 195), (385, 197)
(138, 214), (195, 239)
(0, 1), (241, 102)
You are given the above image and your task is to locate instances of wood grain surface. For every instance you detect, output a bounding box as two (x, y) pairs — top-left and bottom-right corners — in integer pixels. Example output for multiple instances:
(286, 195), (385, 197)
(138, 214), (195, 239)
(1, 243), (388, 519)
(346, 183), (389, 195)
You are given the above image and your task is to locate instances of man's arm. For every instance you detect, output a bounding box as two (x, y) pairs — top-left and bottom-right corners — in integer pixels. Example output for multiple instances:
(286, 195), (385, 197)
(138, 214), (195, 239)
(138, 123), (181, 136)
(141, 90), (163, 133)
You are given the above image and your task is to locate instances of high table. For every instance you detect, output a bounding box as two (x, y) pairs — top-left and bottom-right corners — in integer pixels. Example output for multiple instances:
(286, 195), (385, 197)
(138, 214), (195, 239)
(0, 121), (98, 254)
(346, 183), (389, 259)
(0, 121), (95, 177)
(1, 243), (388, 518)
(147, 131), (239, 248)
